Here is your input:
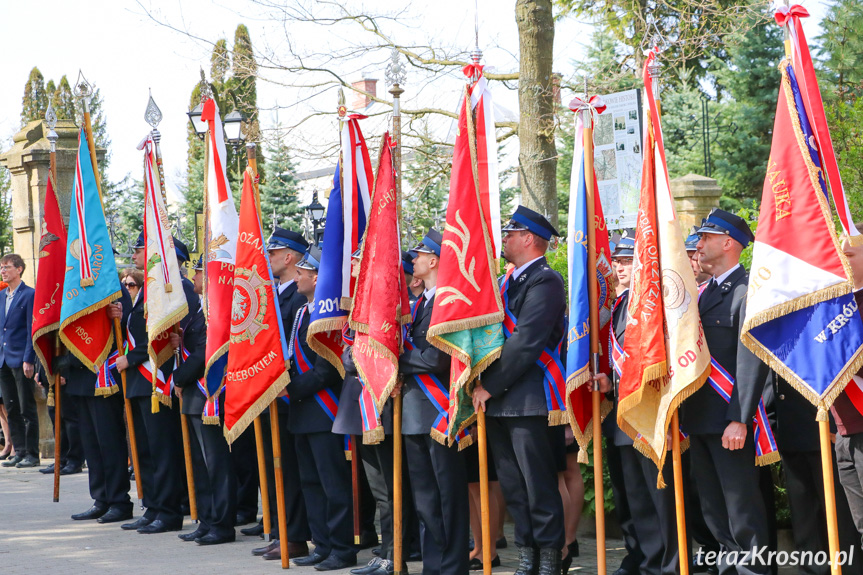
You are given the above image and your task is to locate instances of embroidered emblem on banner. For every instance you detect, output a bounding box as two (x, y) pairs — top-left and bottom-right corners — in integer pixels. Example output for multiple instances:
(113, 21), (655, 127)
(230, 265), (270, 344)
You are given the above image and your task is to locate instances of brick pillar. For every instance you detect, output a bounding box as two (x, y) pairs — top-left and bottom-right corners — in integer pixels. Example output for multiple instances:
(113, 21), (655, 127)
(670, 173), (723, 234)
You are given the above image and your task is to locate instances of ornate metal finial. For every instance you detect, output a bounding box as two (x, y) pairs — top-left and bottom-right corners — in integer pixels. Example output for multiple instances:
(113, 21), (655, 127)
(45, 103), (59, 152)
(74, 70), (93, 100)
(338, 87), (347, 119)
(199, 67), (213, 103)
(145, 89), (163, 129)
(385, 47), (407, 87)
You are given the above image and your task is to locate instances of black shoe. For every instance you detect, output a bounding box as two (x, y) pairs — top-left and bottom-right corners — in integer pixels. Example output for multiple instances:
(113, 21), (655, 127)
(241, 523), (264, 537)
(1, 454), (23, 467)
(137, 519), (182, 534)
(315, 555), (358, 571)
(367, 559), (396, 575)
(71, 505), (108, 521)
(60, 463), (83, 475)
(351, 558), (383, 575)
(293, 552), (327, 566)
(97, 507), (133, 524)
(0, 451), (11, 461)
(469, 556), (501, 571)
(39, 464), (55, 474)
(567, 540), (579, 558)
(514, 545), (539, 575)
(371, 547), (381, 557)
(235, 513), (257, 526)
(253, 540), (280, 556)
(497, 536), (508, 549)
(16, 455), (39, 468)
(179, 526), (209, 541)
(196, 532), (236, 545)
(121, 517), (153, 531)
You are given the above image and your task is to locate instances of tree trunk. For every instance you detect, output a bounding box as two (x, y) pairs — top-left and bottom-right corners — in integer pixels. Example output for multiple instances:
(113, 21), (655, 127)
(516, 0), (557, 226)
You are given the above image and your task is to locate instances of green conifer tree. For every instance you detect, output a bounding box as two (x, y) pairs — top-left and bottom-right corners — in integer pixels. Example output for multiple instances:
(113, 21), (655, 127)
(260, 124), (303, 231)
(51, 76), (77, 121)
(21, 67), (48, 126)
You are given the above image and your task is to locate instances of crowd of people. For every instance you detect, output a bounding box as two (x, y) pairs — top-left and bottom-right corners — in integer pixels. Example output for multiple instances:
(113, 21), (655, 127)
(4, 205), (863, 575)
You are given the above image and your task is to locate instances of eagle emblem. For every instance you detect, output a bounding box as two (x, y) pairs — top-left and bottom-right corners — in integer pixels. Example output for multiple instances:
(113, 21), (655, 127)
(230, 264), (269, 344)
(38, 231), (60, 258)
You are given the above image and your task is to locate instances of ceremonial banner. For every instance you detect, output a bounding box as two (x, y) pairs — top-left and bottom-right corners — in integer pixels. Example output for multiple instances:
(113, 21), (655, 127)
(141, 134), (188, 408)
(349, 134), (410, 425)
(59, 130), (122, 371)
(565, 100), (614, 461)
(32, 171), (68, 378)
(617, 50), (710, 474)
(428, 74), (505, 444)
(224, 170), (291, 444)
(740, 57), (863, 415)
(775, 5), (861, 244)
(307, 115), (371, 370)
(200, 98), (239, 403)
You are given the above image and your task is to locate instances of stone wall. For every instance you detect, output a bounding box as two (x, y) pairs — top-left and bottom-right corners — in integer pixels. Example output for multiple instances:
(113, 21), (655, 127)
(670, 173), (723, 234)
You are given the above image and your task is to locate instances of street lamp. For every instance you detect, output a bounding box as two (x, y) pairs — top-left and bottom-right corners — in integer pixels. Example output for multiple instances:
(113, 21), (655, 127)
(187, 103), (207, 140)
(223, 109), (245, 153)
(304, 190), (326, 245)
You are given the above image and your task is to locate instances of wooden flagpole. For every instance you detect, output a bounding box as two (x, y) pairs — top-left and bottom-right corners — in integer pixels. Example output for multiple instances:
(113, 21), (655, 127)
(582, 79), (607, 575)
(647, 52), (691, 575)
(388, 52), (406, 575)
(246, 142), (273, 541)
(270, 400), (290, 569)
(75, 72), (143, 502)
(46, 106), (62, 502)
(351, 437), (362, 545)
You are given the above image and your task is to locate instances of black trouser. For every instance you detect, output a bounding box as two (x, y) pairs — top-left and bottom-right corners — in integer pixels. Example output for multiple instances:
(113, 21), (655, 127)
(189, 414), (237, 538)
(130, 395), (184, 523)
(785, 447), (863, 575)
(405, 433), (469, 575)
(260, 408), (309, 541)
(294, 431), (355, 562)
(606, 440), (645, 574)
(486, 415), (564, 551)
(619, 444), (678, 575)
(689, 433), (769, 575)
(833, 434), (863, 555)
(0, 364), (40, 458)
(229, 424), (259, 520)
(48, 389), (83, 468)
(77, 392), (132, 511)
(362, 437), (395, 559)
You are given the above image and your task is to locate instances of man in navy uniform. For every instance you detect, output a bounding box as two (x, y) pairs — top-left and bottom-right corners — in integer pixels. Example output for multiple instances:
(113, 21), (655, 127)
(115, 234), (198, 534)
(682, 209), (770, 575)
(173, 255), (237, 545)
(251, 227), (311, 561)
(398, 228), (469, 575)
(0, 254), (39, 469)
(472, 206), (570, 575)
(288, 247), (356, 571)
(62, 289), (134, 523)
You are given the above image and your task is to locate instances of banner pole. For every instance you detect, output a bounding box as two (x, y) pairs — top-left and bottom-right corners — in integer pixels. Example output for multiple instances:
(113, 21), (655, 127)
(269, 400), (290, 569)
(46, 109), (63, 502)
(477, 403), (492, 575)
(113, 319), (143, 502)
(245, 142), (273, 541)
(351, 437), (361, 544)
(177, 394), (198, 521)
(583, 88), (607, 575)
(820, 419), (843, 575)
(388, 48), (407, 575)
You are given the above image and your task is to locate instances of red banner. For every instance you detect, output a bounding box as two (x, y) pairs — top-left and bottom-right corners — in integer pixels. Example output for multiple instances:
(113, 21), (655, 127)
(223, 170), (291, 444)
(349, 133), (409, 410)
(32, 173), (68, 377)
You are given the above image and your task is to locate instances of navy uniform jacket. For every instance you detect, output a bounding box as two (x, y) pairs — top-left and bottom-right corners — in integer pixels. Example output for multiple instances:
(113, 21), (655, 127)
(333, 339), (393, 436)
(680, 266), (768, 435)
(0, 282), (36, 368)
(276, 281), (307, 414)
(125, 277), (199, 398)
(175, 305), (207, 416)
(288, 304), (344, 434)
(63, 286), (133, 397)
(606, 291), (634, 447)
(483, 258), (566, 417)
(399, 294), (451, 435)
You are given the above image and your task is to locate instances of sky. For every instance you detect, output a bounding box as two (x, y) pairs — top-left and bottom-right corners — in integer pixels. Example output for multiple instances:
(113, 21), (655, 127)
(0, 0), (829, 204)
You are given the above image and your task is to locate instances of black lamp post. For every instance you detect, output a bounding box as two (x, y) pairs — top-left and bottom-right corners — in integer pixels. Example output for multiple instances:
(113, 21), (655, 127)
(305, 190), (326, 245)
(187, 103), (207, 140)
(223, 109), (245, 154)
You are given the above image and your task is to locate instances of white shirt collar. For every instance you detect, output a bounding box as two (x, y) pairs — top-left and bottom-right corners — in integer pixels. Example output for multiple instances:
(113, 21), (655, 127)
(278, 279), (295, 295)
(713, 263), (741, 286)
(511, 256), (543, 281)
(423, 286), (437, 301)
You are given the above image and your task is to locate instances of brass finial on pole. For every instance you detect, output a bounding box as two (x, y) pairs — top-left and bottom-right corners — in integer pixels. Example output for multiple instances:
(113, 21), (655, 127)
(386, 45), (407, 575)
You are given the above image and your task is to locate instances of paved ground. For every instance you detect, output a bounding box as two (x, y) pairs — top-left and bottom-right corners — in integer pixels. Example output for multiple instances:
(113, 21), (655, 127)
(0, 460), (628, 574)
